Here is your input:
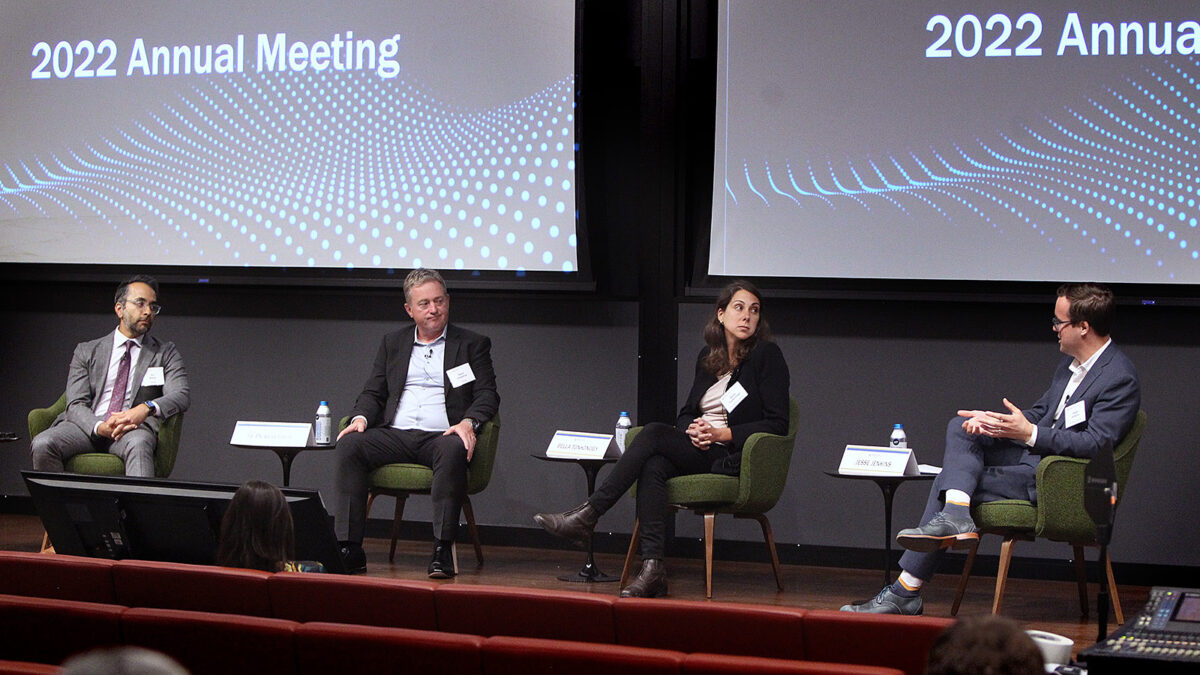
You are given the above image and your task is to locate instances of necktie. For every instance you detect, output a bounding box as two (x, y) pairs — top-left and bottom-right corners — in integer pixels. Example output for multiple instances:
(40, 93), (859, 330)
(106, 341), (135, 418)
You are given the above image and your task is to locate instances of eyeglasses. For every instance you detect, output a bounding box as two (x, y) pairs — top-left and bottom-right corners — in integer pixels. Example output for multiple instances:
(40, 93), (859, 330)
(125, 298), (163, 315)
(1050, 316), (1075, 330)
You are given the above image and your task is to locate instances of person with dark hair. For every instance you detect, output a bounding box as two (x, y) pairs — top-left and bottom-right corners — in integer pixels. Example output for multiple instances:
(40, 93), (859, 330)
(535, 280), (791, 597)
(31, 275), (190, 477)
(843, 282), (1139, 614)
(925, 616), (1045, 675)
(334, 268), (499, 577)
(217, 480), (322, 573)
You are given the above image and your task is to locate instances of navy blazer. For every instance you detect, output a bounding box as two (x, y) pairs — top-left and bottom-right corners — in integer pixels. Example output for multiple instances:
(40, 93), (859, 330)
(350, 323), (499, 429)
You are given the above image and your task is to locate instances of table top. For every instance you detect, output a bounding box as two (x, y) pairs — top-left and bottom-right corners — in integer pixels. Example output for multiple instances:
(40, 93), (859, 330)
(823, 470), (936, 484)
(231, 442), (336, 452)
(532, 454), (618, 465)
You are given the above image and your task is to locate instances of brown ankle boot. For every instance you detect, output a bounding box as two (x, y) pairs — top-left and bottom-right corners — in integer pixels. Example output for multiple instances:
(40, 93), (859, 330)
(533, 502), (599, 549)
(620, 559), (667, 598)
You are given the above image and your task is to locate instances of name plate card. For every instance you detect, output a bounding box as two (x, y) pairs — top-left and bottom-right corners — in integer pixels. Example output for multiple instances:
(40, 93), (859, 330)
(837, 444), (920, 477)
(546, 430), (614, 459)
(230, 421), (314, 448)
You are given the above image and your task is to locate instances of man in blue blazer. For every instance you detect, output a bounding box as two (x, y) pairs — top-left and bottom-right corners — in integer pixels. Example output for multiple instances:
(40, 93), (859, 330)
(334, 268), (499, 576)
(31, 275), (190, 477)
(844, 283), (1140, 615)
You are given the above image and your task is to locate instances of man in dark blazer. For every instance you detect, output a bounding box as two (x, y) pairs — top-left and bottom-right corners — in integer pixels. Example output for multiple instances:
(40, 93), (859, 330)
(31, 275), (190, 477)
(334, 268), (499, 577)
(844, 283), (1140, 615)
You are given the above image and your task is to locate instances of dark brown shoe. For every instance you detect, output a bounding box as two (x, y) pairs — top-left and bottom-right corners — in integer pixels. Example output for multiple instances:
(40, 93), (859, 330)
(620, 559), (667, 598)
(533, 502), (599, 549)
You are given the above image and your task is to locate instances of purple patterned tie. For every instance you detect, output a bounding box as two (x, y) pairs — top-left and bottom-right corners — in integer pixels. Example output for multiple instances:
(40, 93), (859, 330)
(105, 341), (135, 418)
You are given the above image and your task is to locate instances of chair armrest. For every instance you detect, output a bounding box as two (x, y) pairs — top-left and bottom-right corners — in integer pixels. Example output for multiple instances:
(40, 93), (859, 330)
(732, 430), (795, 514)
(28, 394), (68, 439)
(1034, 455), (1096, 542)
(153, 412), (184, 478)
(466, 415), (501, 494)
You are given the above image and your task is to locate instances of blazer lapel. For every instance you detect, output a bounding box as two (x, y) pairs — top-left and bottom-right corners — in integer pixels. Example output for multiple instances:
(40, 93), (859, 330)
(91, 336), (114, 398)
(442, 326), (461, 398)
(129, 336), (158, 401)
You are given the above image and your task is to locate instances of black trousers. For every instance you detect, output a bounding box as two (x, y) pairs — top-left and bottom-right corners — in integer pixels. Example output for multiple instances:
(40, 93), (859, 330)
(588, 422), (730, 559)
(334, 427), (468, 543)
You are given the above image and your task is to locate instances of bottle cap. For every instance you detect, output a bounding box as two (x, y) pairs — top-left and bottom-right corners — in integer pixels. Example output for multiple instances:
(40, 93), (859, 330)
(620, 411), (629, 416)
(893, 423), (903, 429)
(320, 401), (328, 405)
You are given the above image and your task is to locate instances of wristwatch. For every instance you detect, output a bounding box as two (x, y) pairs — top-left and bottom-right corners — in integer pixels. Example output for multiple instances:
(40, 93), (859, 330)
(467, 417), (481, 432)
(144, 400), (159, 417)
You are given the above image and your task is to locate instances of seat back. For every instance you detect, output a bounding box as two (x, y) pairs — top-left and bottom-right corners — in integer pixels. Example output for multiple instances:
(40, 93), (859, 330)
(295, 623), (484, 675)
(799, 610), (953, 675)
(121, 608), (298, 675)
(0, 594), (125, 665)
(434, 584), (617, 643)
(30, 393), (183, 478)
(614, 598), (806, 660)
(113, 559), (273, 617)
(0, 551), (116, 603)
(482, 636), (684, 675)
(268, 573), (439, 629)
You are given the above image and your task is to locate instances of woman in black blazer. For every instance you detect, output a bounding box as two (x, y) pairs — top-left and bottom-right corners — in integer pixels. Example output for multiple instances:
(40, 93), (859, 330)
(535, 280), (791, 597)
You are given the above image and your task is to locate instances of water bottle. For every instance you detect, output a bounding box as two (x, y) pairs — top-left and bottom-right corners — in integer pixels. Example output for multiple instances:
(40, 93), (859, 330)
(315, 401), (332, 445)
(615, 411), (633, 453)
(889, 423), (907, 449)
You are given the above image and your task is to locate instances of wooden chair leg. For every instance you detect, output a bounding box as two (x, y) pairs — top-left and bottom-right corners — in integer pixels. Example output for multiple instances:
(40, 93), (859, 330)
(951, 538), (980, 616)
(620, 519), (641, 589)
(462, 497), (484, 567)
(1104, 549), (1124, 624)
(703, 512), (715, 599)
(742, 513), (784, 592)
(365, 492), (377, 519)
(992, 537), (1017, 615)
(389, 494), (408, 563)
(40, 531), (53, 554)
(1073, 545), (1090, 618)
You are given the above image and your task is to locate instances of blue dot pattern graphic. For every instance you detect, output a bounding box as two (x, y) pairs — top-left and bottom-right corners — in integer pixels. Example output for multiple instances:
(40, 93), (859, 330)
(0, 70), (578, 273)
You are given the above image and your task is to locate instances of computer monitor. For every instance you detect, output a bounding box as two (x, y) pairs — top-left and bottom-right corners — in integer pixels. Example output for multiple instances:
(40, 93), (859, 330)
(21, 471), (346, 574)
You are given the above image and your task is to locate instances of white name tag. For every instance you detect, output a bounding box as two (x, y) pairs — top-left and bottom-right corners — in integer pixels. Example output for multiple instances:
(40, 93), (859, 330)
(720, 381), (748, 413)
(546, 430), (614, 459)
(230, 421), (313, 447)
(446, 363), (476, 388)
(1063, 400), (1087, 428)
(141, 366), (165, 386)
(837, 444), (920, 477)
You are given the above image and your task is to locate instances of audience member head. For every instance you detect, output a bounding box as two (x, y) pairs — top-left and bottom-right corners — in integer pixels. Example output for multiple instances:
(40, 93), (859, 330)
(61, 646), (190, 675)
(702, 279), (772, 375)
(1057, 282), (1115, 337)
(216, 480), (294, 573)
(926, 615), (1045, 675)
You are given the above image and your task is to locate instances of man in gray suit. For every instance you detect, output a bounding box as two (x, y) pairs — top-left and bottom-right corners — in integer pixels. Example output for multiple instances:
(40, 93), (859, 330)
(31, 275), (190, 477)
(843, 282), (1140, 615)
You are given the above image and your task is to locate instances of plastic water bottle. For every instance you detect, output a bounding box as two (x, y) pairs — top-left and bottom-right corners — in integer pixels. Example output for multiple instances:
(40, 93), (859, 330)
(615, 411), (633, 453)
(889, 423), (907, 449)
(315, 401), (332, 445)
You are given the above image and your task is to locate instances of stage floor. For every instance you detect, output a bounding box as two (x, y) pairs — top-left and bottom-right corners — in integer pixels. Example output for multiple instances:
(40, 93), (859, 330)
(1, 513), (1144, 660)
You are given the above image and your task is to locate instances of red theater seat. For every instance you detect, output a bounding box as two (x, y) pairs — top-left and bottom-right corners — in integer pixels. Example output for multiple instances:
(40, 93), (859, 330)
(615, 598), (807, 660)
(268, 572), (438, 629)
(684, 653), (904, 675)
(800, 610), (952, 675)
(112, 559), (273, 616)
(483, 636), (685, 675)
(0, 594), (124, 665)
(0, 660), (60, 674)
(120, 607), (298, 675)
(294, 622), (484, 675)
(0, 551), (116, 603)
(434, 584), (617, 643)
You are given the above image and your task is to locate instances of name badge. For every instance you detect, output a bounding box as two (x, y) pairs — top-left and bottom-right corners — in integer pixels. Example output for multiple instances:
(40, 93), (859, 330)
(141, 367), (165, 386)
(720, 381), (748, 412)
(1063, 400), (1087, 428)
(446, 363), (476, 388)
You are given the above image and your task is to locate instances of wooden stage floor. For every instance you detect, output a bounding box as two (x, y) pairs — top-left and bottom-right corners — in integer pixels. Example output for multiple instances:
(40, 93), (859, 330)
(2, 513), (1143, 660)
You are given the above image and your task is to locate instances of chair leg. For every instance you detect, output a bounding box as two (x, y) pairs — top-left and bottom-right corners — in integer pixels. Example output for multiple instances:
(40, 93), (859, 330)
(365, 492), (377, 519)
(703, 512), (715, 599)
(741, 513), (784, 592)
(620, 519), (641, 589)
(1073, 545), (1090, 618)
(992, 537), (1017, 615)
(40, 531), (53, 554)
(462, 497), (484, 567)
(389, 494), (409, 563)
(1105, 550), (1124, 625)
(951, 538), (981, 616)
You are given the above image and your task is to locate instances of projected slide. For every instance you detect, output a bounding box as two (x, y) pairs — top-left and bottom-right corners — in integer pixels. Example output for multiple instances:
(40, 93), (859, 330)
(712, 0), (1200, 284)
(0, 0), (577, 272)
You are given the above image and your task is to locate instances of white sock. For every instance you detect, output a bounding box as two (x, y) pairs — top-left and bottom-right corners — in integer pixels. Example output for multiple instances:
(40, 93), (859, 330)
(898, 570), (924, 592)
(945, 489), (971, 507)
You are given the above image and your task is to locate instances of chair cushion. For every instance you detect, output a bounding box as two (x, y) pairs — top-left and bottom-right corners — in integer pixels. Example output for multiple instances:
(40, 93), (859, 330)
(973, 499), (1037, 531)
(666, 473), (740, 506)
(370, 463), (435, 491)
(64, 453), (125, 476)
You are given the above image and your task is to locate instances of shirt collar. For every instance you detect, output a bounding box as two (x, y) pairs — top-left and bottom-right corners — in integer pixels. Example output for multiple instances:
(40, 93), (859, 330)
(414, 326), (448, 347)
(113, 329), (144, 349)
(1070, 337), (1111, 375)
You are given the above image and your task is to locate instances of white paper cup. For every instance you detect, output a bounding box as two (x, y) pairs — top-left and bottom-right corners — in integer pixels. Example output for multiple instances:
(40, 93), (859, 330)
(1026, 629), (1074, 665)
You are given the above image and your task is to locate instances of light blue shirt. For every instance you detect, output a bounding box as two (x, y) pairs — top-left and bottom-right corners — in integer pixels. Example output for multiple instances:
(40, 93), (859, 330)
(391, 328), (450, 432)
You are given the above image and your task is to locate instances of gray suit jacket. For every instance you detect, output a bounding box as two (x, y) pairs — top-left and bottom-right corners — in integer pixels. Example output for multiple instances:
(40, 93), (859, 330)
(56, 331), (191, 439)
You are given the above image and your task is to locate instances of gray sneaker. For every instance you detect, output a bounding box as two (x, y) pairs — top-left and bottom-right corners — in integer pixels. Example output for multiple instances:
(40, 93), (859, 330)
(840, 585), (923, 615)
(896, 511), (978, 552)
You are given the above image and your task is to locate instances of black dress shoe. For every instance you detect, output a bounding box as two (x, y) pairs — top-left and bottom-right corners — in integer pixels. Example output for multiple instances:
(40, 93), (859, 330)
(338, 541), (367, 574)
(620, 558), (667, 598)
(428, 540), (456, 579)
(533, 502), (599, 549)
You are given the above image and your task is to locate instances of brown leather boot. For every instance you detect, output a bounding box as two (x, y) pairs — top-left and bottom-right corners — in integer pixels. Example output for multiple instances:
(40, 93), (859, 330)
(620, 559), (668, 598)
(533, 502), (599, 549)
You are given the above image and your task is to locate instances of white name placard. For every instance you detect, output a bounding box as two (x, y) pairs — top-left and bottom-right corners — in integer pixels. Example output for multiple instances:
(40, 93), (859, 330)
(546, 430), (614, 459)
(837, 444), (920, 476)
(230, 421), (313, 447)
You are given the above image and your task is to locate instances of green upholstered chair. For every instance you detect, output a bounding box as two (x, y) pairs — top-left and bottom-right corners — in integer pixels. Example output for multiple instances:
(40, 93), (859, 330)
(951, 410), (1147, 623)
(28, 393), (184, 478)
(341, 414), (501, 565)
(619, 397), (800, 598)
